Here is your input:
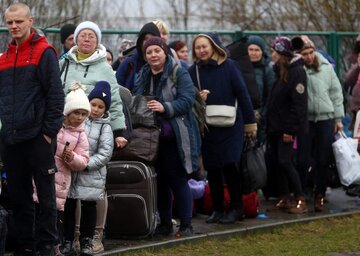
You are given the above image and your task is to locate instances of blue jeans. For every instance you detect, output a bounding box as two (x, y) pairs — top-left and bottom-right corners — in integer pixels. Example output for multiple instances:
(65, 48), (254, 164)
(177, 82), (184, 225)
(297, 120), (334, 196)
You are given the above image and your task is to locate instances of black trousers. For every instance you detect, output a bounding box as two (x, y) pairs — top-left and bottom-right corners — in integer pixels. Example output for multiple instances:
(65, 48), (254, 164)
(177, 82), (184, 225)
(297, 120), (334, 196)
(0, 205), (7, 255)
(207, 162), (242, 212)
(63, 198), (96, 241)
(267, 135), (303, 198)
(1, 135), (58, 252)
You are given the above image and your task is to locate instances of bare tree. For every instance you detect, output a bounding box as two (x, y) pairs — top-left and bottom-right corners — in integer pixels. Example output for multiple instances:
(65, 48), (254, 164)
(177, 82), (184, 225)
(0, 0), (96, 53)
(2, 0), (360, 76)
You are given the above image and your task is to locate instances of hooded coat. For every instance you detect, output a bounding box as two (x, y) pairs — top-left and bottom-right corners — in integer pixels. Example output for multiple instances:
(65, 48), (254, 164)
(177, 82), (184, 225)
(188, 33), (256, 170)
(116, 22), (160, 91)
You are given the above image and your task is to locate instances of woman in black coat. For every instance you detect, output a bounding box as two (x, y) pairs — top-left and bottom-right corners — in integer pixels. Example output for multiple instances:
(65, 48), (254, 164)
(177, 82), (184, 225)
(266, 37), (308, 214)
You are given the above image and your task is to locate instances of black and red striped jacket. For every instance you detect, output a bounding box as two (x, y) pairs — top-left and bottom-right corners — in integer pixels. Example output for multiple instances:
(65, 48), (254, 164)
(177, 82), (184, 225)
(0, 31), (64, 144)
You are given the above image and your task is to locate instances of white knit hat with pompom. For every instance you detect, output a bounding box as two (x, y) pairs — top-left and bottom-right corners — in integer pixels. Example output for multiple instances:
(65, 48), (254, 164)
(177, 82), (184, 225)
(63, 82), (91, 116)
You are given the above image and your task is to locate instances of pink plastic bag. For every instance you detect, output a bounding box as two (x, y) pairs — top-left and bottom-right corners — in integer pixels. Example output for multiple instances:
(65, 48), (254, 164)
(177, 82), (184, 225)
(292, 136), (297, 150)
(351, 73), (360, 111)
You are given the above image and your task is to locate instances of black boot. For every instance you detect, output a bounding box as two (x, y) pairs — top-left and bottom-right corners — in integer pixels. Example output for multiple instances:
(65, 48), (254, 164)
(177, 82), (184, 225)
(80, 237), (93, 256)
(36, 244), (55, 256)
(14, 248), (36, 256)
(154, 223), (173, 236)
(205, 211), (224, 224)
(218, 209), (241, 224)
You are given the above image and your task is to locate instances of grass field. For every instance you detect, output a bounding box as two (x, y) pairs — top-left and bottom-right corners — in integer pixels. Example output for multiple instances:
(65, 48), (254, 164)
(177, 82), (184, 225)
(121, 214), (360, 256)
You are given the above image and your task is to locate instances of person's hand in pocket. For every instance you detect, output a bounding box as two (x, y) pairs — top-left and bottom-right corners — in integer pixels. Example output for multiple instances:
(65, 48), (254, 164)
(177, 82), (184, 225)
(43, 134), (51, 144)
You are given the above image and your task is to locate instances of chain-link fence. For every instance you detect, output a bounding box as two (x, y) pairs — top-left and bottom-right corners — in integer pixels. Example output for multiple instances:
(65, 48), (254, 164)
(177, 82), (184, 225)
(0, 28), (358, 82)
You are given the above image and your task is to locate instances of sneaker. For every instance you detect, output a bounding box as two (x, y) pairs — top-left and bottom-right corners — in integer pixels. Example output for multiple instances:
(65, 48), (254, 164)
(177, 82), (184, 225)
(80, 237), (93, 256)
(60, 241), (75, 256)
(175, 225), (194, 238)
(54, 244), (64, 256)
(73, 230), (80, 254)
(92, 229), (104, 254)
(154, 224), (173, 237)
(36, 244), (55, 256)
(288, 197), (308, 214)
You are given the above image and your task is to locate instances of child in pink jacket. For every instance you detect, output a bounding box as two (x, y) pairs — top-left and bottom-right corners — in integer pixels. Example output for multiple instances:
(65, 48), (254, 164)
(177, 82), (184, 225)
(34, 82), (91, 254)
(56, 83), (90, 251)
(55, 83), (91, 211)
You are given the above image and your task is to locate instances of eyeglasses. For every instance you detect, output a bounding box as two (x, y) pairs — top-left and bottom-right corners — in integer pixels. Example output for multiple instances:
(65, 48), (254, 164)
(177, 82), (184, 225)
(78, 33), (96, 41)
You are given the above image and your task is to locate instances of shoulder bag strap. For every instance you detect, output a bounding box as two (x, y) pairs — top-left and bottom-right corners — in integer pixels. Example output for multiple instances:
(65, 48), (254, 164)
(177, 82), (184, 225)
(61, 59), (69, 88)
(195, 64), (202, 90)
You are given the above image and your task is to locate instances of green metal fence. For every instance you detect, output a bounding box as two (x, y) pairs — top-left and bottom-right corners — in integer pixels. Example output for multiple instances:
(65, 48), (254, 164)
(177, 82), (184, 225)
(0, 27), (358, 81)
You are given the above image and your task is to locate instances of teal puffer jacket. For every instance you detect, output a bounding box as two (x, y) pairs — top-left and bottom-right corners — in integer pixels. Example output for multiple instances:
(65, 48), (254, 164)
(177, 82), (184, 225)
(306, 52), (344, 122)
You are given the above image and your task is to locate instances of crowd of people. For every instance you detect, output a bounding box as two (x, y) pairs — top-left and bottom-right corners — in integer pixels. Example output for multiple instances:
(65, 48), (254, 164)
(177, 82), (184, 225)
(0, 2), (357, 256)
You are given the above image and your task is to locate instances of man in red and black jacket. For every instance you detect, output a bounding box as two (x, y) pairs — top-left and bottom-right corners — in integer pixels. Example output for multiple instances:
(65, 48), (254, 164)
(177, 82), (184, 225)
(0, 3), (64, 255)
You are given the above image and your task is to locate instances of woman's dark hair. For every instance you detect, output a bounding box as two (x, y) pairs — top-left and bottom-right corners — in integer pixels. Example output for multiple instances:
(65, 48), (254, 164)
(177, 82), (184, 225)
(105, 47), (113, 62)
(168, 40), (186, 52)
(278, 55), (291, 83)
(353, 40), (360, 55)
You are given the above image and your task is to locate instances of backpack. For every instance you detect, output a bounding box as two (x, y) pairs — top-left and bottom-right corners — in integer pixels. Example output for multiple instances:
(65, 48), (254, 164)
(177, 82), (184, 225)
(170, 65), (207, 136)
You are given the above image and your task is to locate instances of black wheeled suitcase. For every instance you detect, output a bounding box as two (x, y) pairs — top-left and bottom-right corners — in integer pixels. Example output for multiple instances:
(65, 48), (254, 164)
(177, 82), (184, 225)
(106, 161), (157, 239)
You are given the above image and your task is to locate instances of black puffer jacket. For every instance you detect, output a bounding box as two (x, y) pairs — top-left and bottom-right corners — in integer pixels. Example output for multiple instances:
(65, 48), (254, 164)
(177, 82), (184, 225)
(266, 56), (308, 136)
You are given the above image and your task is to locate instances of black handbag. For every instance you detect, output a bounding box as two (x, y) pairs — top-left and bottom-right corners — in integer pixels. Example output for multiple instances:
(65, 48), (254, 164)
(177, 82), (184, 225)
(111, 126), (160, 164)
(241, 138), (267, 194)
(129, 95), (158, 128)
